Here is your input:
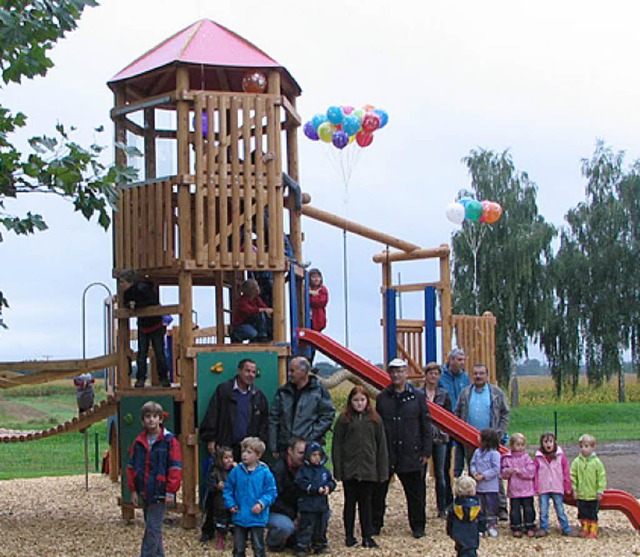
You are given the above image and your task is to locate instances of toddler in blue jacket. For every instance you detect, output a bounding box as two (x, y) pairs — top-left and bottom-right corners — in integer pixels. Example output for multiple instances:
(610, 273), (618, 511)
(294, 441), (336, 555)
(224, 437), (277, 557)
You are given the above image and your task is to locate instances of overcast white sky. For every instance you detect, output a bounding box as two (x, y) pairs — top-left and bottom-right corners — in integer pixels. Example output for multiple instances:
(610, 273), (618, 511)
(3, 0), (640, 364)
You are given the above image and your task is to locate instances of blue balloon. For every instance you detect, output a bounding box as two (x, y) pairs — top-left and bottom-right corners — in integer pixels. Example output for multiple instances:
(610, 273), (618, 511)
(459, 197), (473, 208)
(374, 109), (389, 129)
(326, 105), (344, 125)
(311, 113), (328, 131)
(332, 130), (349, 150)
(342, 114), (361, 136)
(304, 121), (319, 141)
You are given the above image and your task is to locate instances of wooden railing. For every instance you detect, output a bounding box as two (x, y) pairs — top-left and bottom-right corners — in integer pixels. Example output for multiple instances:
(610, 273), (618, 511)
(452, 312), (497, 383)
(396, 319), (425, 382)
(114, 92), (286, 274)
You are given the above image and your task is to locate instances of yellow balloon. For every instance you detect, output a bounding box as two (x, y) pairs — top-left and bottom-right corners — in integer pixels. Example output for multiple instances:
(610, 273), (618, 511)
(318, 122), (333, 143)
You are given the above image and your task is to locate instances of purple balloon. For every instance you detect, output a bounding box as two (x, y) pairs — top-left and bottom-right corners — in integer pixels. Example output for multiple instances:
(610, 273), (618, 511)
(332, 130), (349, 150)
(193, 112), (208, 137)
(304, 121), (319, 141)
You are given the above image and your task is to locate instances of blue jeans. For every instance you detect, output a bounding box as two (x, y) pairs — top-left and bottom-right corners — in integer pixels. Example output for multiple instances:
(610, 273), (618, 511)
(431, 442), (448, 513)
(266, 513), (296, 550)
(539, 493), (570, 533)
(141, 501), (166, 557)
(233, 526), (265, 557)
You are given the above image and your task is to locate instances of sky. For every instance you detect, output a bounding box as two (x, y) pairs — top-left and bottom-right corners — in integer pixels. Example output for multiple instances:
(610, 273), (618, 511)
(3, 0), (640, 364)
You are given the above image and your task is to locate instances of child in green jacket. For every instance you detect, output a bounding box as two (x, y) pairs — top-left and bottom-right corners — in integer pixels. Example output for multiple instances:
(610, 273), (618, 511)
(570, 434), (606, 538)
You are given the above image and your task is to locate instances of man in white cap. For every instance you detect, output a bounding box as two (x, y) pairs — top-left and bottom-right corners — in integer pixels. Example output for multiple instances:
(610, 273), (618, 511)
(371, 358), (432, 539)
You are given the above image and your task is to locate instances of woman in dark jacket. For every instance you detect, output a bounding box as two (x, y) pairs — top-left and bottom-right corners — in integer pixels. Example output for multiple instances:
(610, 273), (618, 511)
(332, 386), (389, 548)
(423, 362), (453, 517)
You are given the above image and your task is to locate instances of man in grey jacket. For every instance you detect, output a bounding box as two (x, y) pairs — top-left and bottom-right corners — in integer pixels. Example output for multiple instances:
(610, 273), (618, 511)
(269, 356), (336, 458)
(455, 363), (510, 520)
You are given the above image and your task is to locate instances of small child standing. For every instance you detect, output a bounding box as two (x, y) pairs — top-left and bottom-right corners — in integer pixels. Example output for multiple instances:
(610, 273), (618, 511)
(447, 475), (481, 557)
(224, 437), (277, 557)
(500, 432), (536, 537)
(570, 433), (607, 538)
(201, 445), (236, 548)
(295, 441), (337, 555)
(470, 428), (501, 538)
(331, 386), (389, 548)
(533, 432), (574, 537)
(308, 268), (328, 364)
(127, 401), (182, 557)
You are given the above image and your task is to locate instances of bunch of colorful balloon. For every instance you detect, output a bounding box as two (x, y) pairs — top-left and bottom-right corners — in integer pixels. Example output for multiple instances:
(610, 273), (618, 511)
(303, 104), (389, 150)
(445, 197), (503, 225)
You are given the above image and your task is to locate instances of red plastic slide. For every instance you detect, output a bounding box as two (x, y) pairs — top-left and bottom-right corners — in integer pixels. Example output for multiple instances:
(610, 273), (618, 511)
(298, 328), (640, 530)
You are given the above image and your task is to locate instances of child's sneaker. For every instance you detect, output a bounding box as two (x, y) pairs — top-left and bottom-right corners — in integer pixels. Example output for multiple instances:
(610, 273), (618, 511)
(535, 529), (549, 538)
(526, 530), (536, 538)
(488, 527), (499, 538)
(512, 530), (522, 538)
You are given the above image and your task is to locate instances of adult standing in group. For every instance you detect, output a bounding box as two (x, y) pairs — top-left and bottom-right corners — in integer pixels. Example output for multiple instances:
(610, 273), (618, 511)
(422, 362), (452, 518)
(455, 363), (510, 520)
(438, 348), (470, 505)
(372, 358), (432, 539)
(266, 437), (306, 552)
(199, 358), (269, 462)
(268, 356), (336, 458)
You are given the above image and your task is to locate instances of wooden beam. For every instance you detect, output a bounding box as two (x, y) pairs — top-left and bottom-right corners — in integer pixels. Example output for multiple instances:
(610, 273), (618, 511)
(372, 244), (450, 263)
(302, 204), (420, 253)
(115, 304), (181, 319)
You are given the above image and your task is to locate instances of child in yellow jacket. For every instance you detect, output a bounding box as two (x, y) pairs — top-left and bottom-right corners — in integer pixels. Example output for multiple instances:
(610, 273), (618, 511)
(570, 434), (606, 538)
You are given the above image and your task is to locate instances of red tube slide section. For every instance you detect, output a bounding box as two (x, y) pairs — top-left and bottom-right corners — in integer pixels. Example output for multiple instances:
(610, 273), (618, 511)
(297, 328), (640, 530)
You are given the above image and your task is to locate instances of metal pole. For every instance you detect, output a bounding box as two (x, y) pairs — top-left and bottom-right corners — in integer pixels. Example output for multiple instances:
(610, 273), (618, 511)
(554, 410), (558, 440)
(82, 282), (113, 359)
(343, 229), (349, 348)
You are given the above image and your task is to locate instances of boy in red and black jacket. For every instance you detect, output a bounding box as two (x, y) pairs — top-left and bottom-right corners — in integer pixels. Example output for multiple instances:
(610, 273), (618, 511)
(127, 401), (182, 557)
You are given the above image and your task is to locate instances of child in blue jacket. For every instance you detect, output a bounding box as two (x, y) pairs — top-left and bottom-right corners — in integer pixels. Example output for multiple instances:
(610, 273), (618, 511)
(224, 437), (277, 557)
(295, 441), (337, 555)
(127, 400), (182, 557)
(447, 475), (481, 557)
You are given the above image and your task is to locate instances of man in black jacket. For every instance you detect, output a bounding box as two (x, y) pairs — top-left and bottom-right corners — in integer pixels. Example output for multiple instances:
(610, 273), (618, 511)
(199, 358), (269, 461)
(372, 358), (432, 539)
(120, 269), (170, 388)
(267, 437), (306, 552)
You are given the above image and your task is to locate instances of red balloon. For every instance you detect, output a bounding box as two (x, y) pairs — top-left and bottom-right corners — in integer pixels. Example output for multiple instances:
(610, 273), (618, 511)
(479, 200), (491, 223)
(356, 131), (374, 147)
(361, 112), (381, 133)
(242, 71), (267, 93)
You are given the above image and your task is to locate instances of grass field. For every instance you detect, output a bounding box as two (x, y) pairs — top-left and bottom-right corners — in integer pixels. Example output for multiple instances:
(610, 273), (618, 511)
(1, 374), (640, 480)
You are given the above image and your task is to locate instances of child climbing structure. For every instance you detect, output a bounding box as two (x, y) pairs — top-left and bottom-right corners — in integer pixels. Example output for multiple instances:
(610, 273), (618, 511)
(1, 18), (639, 533)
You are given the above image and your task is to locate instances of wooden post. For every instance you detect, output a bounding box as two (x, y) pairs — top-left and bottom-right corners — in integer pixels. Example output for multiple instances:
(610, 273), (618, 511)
(439, 247), (453, 361)
(178, 270), (197, 528)
(143, 108), (156, 181)
(176, 67), (192, 261)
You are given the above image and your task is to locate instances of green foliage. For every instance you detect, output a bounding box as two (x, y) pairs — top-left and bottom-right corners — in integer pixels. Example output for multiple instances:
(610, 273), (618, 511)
(452, 149), (556, 386)
(542, 141), (640, 399)
(0, 0), (138, 329)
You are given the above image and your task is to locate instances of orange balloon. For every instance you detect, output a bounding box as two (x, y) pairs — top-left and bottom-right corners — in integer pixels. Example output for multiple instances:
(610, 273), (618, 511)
(484, 201), (503, 224)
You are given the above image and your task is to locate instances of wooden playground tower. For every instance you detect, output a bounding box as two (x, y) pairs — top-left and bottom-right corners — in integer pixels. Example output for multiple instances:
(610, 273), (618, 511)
(0, 18), (496, 528)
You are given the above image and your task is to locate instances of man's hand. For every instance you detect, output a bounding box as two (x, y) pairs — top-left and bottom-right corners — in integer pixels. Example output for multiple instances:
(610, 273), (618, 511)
(230, 506), (239, 514)
(131, 491), (138, 507)
(318, 486), (329, 496)
(217, 481), (225, 490)
(207, 441), (216, 454)
(420, 456), (428, 467)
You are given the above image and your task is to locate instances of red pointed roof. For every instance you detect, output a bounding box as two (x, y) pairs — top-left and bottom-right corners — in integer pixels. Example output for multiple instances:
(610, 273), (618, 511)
(109, 19), (298, 92)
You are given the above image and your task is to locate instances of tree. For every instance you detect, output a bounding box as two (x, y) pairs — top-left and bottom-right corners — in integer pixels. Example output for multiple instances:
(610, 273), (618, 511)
(452, 149), (556, 386)
(0, 1), (136, 328)
(543, 141), (640, 401)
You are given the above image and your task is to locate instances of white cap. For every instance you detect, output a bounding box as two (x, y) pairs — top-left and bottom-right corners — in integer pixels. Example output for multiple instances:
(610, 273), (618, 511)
(387, 358), (407, 369)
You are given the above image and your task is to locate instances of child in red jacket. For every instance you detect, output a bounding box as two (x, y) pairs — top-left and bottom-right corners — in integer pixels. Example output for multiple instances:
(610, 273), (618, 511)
(231, 279), (273, 343)
(308, 268), (328, 333)
(127, 401), (182, 557)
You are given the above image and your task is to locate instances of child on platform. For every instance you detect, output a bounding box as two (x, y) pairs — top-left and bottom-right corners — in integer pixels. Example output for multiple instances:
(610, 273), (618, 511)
(470, 428), (501, 538)
(223, 437), (277, 557)
(295, 441), (337, 555)
(447, 475), (481, 557)
(570, 433), (607, 538)
(127, 401), (182, 557)
(534, 432), (574, 537)
(201, 445), (236, 548)
(308, 268), (328, 364)
(332, 386), (389, 548)
(230, 279), (273, 343)
(500, 432), (536, 537)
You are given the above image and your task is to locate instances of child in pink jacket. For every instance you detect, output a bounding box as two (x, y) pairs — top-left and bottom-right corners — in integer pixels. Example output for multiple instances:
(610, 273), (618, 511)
(533, 432), (574, 537)
(500, 432), (536, 537)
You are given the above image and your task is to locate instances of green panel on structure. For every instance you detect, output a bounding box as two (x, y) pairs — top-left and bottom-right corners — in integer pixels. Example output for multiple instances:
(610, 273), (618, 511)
(196, 350), (280, 501)
(119, 394), (175, 504)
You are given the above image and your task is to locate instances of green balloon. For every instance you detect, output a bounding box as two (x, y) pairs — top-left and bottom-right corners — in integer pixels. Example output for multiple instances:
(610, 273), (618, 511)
(465, 199), (483, 221)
